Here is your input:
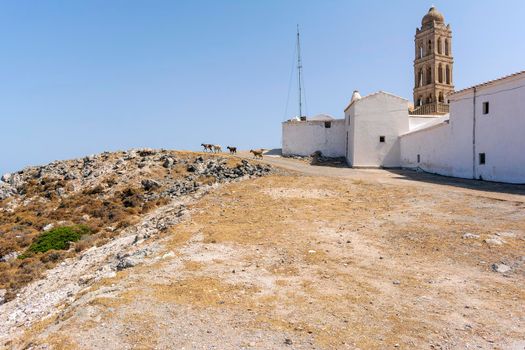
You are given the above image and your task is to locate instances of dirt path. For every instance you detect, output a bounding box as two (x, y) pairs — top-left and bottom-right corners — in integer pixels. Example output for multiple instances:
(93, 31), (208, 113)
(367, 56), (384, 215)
(243, 153), (525, 203)
(6, 156), (525, 349)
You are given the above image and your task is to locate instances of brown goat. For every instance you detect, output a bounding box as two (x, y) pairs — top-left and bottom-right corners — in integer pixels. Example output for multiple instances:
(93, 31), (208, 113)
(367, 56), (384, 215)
(249, 149), (263, 159)
(227, 146), (237, 154)
(201, 143), (213, 152)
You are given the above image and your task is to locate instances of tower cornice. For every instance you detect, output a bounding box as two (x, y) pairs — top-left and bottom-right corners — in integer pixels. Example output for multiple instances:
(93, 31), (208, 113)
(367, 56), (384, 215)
(414, 55), (454, 64)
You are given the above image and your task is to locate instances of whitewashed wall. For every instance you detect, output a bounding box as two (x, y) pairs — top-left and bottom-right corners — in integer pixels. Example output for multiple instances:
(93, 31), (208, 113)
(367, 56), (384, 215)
(466, 75), (525, 183)
(401, 72), (525, 183)
(346, 92), (409, 167)
(400, 115), (473, 179)
(282, 119), (346, 157)
(346, 112), (355, 166)
(409, 115), (443, 130)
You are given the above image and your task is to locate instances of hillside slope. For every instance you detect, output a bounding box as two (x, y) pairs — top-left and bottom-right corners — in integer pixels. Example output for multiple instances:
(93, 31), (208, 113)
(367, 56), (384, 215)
(0, 149), (271, 304)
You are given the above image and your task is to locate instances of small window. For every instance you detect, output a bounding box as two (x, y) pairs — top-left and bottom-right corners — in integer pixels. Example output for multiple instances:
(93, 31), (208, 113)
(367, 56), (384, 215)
(417, 154), (420, 163)
(379, 136), (385, 143)
(324, 121), (331, 128)
(479, 153), (486, 165)
(482, 102), (489, 115)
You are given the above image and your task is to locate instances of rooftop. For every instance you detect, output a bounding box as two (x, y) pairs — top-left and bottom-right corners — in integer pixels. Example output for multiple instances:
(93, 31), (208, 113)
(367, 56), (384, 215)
(450, 70), (525, 96)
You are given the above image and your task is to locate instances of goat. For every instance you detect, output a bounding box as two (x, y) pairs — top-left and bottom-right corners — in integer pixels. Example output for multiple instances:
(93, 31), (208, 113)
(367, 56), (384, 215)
(201, 143), (212, 152)
(213, 145), (222, 153)
(250, 149), (263, 159)
(227, 146), (237, 154)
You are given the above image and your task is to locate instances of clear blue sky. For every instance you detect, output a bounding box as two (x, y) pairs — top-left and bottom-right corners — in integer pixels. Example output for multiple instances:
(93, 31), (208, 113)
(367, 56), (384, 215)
(1, 0), (524, 174)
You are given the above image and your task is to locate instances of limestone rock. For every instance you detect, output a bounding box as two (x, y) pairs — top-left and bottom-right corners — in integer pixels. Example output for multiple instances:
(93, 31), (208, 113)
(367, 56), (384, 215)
(484, 236), (505, 246)
(116, 257), (136, 271)
(0, 289), (6, 305)
(141, 179), (161, 191)
(162, 157), (175, 169)
(491, 263), (511, 274)
(0, 251), (18, 263)
(0, 182), (16, 200)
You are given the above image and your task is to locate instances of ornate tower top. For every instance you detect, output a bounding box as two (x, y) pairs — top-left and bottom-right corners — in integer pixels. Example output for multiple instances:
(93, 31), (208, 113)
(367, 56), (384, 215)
(421, 6), (445, 28)
(412, 6), (454, 115)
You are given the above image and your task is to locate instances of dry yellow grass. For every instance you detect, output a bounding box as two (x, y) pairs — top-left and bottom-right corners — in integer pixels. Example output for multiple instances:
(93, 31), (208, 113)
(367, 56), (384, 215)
(8, 168), (525, 349)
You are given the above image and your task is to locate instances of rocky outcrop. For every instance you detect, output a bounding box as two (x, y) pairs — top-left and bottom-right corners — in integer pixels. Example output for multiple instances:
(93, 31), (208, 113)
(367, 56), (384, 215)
(0, 182), (16, 201)
(0, 149), (273, 340)
(0, 149), (272, 203)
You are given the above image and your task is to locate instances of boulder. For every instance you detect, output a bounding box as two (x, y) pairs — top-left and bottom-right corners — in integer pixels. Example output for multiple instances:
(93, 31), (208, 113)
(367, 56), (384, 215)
(116, 257), (136, 271)
(138, 148), (155, 157)
(484, 236), (504, 246)
(162, 157), (175, 169)
(1, 173), (12, 183)
(141, 179), (161, 191)
(0, 251), (18, 263)
(186, 164), (196, 172)
(2, 173), (23, 190)
(0, 182), (16, 200)
(491, 263), (511, 274)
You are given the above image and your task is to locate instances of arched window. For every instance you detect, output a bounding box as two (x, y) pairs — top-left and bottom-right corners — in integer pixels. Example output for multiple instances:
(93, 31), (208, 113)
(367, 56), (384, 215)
(419, 46), (423, 59)
(437, 38), (442, 54)
(426, 94), (433, 104)
(426, 66), (432, 85)
(446, 65), (451, 84)
(427, 40), (432, 55)
(438, 64), (443, 83)
(418, 69), (423, 87)
(445, 39), (449, 56)
(438, 91), (444, 102)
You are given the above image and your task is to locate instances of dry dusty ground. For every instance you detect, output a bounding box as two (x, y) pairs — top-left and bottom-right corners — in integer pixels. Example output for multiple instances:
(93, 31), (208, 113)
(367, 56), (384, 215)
(10, 157), (525, 349)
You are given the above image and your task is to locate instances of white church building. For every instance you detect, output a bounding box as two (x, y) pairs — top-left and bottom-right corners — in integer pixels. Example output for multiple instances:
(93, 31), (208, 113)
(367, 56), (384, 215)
(401, 71), (525, 183)
(282, 7), (525, 184)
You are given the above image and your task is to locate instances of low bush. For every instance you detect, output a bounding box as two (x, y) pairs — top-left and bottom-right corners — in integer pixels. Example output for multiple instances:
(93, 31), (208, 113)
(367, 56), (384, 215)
(20, 225), (91, 257)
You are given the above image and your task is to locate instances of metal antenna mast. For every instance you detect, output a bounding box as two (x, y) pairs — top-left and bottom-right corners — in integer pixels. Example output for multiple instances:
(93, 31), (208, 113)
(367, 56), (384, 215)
(296, 24), (303, 118)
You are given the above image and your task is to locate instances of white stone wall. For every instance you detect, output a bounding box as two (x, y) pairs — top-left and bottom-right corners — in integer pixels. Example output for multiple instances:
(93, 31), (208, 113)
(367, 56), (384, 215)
(409, 115), (443, 130)
(346, 92), (409, 167)
(400, 116), (473, 179)
(467, 75), (525, 183)
(282, 119), (346, 157)
(401, 72), (525, 183)
(346, 112), (355, 165)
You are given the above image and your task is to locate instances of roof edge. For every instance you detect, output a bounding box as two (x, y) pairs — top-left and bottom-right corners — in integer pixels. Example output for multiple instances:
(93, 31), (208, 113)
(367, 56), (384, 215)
(450, 70), (525, 97)
(344, 91), (409, 112)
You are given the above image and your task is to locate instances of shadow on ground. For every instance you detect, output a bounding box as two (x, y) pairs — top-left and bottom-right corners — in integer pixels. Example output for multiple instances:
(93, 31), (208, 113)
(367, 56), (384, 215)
(387, 169), (525, 197)
(310, 158), (348, 168)
(263, 148), (283, 156)
(265, 149), (350, 168)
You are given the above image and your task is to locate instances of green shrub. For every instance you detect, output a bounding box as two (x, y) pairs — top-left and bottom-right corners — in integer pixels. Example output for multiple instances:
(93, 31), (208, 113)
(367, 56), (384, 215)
(20, 225), (91, 257)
